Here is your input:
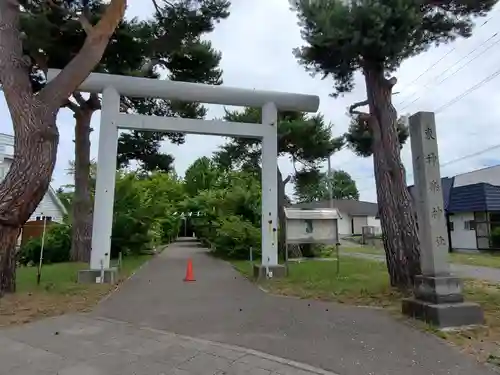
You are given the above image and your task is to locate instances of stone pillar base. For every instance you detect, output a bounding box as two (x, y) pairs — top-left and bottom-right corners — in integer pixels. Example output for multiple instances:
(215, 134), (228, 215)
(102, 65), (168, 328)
(78, 268), (118, 284)
(402, 275), (484, 329)
(252, 264), (287, 280)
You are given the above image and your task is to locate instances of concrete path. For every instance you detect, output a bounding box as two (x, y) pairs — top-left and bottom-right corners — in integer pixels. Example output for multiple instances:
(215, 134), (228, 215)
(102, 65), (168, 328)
(341, 252), (500, 283)
(0, 313), (334, 375)
(91, 239), (496, 375)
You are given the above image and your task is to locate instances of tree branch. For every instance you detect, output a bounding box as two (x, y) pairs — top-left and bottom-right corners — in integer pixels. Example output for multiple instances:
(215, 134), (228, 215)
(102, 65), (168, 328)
(284, 175), (292, 185)
(87, 93), (101, 110)
(64, 99), (81, 114)
(72, 92), (87, 107)
(47, 0), (93, 34)
(151, 0), (163, 18)
(348, 99), (369, 115)
(349, 99), (371, 121)
(39, 0), (127, 109)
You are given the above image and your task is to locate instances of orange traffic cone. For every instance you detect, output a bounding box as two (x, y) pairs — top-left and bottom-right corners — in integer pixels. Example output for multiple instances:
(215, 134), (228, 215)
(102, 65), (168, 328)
(183, 258), (196, 282)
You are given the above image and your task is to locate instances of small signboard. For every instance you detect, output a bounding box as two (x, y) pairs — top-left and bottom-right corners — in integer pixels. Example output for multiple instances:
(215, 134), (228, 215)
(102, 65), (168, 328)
(284, 208), (340, 244)
(283, 208), (341, 275)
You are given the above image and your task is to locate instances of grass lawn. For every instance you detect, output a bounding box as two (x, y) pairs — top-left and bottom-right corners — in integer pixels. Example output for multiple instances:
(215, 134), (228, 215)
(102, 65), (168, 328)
(0, 254), (152, 328)
(340, 243), (500, 269)
(340, 245), (384, 256)
(231, 257), (500, 364)
(449, 252), (500, 269)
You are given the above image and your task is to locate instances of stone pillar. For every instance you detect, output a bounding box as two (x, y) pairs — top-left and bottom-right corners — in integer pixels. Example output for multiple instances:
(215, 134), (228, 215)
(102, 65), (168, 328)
(402, 112), (483, 328)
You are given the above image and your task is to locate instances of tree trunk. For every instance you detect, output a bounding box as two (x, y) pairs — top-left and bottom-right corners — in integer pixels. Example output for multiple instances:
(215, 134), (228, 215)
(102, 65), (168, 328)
(0, 0), (126, 296)
(0, 108), (59, 295)
(70, 109), (94, 263)
(364, 66), (421, 289)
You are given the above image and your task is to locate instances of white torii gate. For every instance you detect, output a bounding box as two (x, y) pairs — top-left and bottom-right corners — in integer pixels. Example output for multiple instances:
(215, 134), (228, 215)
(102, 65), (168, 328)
(48, 69), (319, 281)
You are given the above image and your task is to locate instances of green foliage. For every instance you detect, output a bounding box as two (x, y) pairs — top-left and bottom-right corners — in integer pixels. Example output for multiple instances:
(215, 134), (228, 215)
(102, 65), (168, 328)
(184, 156), (220, 196)
(55, 187), (73, 211)
(216, 107), (343, 172)
(294, 168), (359, 202)
(345, 115), (409, 157)
(22, 171), (185, 264)
(21, 0), (231, 173)
(19, 222), (72, 265)
(116, 0), (231, 171)
(491, 227), (500, 248)
(181, 166), (262, 259)
(111, 172), (183, 257)
(292, 0), (496, 95)
(212, 216), (261, 259)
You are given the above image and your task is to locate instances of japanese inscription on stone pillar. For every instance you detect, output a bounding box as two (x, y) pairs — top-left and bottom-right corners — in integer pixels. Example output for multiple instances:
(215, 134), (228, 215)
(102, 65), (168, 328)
(409, 112), (449, 276)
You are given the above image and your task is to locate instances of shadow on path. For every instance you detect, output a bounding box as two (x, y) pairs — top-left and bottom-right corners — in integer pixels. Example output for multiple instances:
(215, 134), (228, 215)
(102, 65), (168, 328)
(94, 239), (496, 375)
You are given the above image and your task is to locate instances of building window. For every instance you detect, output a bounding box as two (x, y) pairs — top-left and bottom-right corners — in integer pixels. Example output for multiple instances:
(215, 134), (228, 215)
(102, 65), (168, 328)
(464, 220), (476, 231)
(449, 221), (454, 231)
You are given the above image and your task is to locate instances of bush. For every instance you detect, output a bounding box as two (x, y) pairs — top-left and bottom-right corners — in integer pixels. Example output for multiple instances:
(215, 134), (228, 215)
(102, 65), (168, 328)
(491, 227), (500, 249)
(19, 222), (72, 265)
(212, 216), (261, 259)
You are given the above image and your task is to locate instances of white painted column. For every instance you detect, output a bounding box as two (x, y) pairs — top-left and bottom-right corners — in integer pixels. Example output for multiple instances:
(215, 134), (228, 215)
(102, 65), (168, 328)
(90, 87), (120, 270)
(261, 102), (279, 266)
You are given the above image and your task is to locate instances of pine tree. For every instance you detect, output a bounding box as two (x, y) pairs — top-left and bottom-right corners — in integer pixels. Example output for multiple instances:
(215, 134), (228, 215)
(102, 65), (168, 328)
(291, 0), (497, 287)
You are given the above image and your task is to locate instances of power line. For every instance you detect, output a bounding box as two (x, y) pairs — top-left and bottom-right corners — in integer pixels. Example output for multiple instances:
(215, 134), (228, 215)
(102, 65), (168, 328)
(340, 65), (500, 192)
(355, 142), (500, 193)
(434, 65), (500, 113)
(396, 8), (500, 103)
(399, 47), (457, 92)
(398, 32), (500, 109)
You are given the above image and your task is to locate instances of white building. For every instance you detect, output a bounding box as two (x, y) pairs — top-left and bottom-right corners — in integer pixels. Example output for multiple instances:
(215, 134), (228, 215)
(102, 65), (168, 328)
(447, 166), (500, 251)
(291, 199), (380, 236)
(0, 133), (67, 224)
(408, 165), (500, 252)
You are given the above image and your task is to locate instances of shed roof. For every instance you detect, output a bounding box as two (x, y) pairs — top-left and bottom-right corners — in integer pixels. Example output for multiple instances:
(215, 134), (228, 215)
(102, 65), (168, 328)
(284, 208), (341, 220)
(291, 199), (378, 216)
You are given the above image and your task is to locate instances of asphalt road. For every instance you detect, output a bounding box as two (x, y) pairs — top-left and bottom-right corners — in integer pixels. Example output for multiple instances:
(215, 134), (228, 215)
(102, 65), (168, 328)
(93, 239), (497, 375)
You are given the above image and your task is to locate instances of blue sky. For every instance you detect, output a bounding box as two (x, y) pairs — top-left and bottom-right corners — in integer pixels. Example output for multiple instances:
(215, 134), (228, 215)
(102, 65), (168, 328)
(2, 0), (500, 202)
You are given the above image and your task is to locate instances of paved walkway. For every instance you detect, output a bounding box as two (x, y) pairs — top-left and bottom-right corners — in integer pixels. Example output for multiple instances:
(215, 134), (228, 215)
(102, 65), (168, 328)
(340, 252), (500, 283)
(90, 239), (496, 375)
(0, 314), (330, 375)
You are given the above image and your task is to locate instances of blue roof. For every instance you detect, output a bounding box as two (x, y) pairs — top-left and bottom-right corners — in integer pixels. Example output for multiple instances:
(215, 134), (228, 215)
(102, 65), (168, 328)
(407, 177), (455, 211)
(448, 183), (500, 212)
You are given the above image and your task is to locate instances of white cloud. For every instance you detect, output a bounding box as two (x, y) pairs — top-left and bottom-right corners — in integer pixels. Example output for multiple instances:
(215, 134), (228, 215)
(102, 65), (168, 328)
(1, 0), (500, 203)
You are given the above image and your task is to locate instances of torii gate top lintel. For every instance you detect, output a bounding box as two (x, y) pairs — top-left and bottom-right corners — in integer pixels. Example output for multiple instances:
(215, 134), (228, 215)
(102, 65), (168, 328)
(47, 69), (320, 113)
(51, 68), (319, 273)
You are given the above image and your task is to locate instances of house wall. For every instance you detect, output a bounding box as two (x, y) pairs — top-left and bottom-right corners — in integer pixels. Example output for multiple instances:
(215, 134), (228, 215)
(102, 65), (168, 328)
(0, 158), (64, 223)
(352, 216), (368, 234)
(449, 212), (477, 250)
(367, 216), (382, 234)
(337, 212), (352, 235)
(454, 165), (500, 187)
(29, 194), (64, 223)
(337, 214), (381, 236)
